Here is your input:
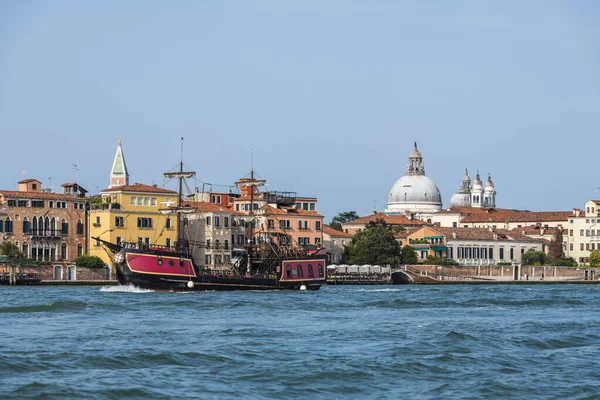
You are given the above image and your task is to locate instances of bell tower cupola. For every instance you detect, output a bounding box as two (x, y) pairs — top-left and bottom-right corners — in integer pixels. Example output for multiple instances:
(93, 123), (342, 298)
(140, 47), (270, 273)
(109, 138), (129, 188)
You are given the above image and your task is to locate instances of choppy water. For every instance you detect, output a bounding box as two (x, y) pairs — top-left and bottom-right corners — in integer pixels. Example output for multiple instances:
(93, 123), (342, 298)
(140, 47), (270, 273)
(1, 284), (600, 399)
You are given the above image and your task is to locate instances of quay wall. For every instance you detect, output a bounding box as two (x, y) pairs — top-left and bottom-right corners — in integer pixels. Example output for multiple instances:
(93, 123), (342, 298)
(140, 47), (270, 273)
(406, 265), (599, 281)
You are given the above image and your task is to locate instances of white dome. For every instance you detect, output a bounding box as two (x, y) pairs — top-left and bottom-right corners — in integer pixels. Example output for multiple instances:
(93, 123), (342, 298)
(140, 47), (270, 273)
(386, 175), (442, 211)
(450, 192), (471, 208)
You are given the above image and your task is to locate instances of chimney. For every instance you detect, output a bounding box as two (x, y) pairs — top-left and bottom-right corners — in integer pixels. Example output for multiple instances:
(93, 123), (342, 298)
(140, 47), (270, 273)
(540, 228), (545, 236)
(452, 231), (457, 239)
(493, 232), (498, 240)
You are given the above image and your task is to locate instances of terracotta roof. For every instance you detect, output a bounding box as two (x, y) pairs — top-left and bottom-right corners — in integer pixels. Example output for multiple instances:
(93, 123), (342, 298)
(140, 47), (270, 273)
(437, 207), (572, 223)
(508, 225), (563, 237)
(0, 191), (82, 201)
(394, 226), (421, 239)
(183, 201), (232, 213)
(18, 179), (40, 184)
(433, 226), (545, 243)
(323, 224), (353, 238)
(344, 212), (426, 227)
(101, 183), (176, 194)
(258, 204), (323, 218)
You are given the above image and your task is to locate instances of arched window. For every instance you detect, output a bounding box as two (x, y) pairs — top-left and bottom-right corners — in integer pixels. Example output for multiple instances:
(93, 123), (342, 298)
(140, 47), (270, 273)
(32, 217), (38, 235)
(318, 263), (324, 278)
(297, 263), (303, 278)
(22, 242), (28, 258)
(5, 217), (12, 233)
(77, 243), (83, 257)
(23, 218), (30, 234)
(61, 219), (68, 235)
(50, 217), (56, 236)
(60, 243), (67, 261)
(44, 217), (50, 235)
(76, 220), (84, 235)
(308, 264), (314, 278)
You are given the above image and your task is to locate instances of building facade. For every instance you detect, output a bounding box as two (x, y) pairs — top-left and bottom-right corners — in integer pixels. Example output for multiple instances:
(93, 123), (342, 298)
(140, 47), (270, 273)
(323, 225), (353, 264)
(0, 179), (87, 262)
(341, 212), (426, 236)
(565, 201), (600, 265)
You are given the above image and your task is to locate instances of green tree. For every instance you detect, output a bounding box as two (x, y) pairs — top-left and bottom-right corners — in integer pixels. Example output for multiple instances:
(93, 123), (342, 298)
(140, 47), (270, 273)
(521, 249), (549, 266)
(589, 250), (600, 267)
(329, 211), (360, 231)
(548, 228), (564, 262)
(0, 242), (25, 259)
(88, 196), (103, 210)
(75, 254), (106, 268)
(347, 219), (400, 265)
(401, 245), (419, 265)
(551, 257), (577, 267)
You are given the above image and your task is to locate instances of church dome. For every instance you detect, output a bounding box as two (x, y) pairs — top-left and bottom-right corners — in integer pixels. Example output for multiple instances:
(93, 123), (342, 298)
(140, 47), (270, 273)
(450, 192), (471, 208)
(472, 173), (483, 191)
(485, 174), (495, 190)
(388, 175), (442, 205)
(385, 142), (442, 215)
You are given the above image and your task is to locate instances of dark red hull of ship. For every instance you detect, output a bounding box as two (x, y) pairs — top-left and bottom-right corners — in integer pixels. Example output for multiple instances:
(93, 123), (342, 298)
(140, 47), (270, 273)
(115, 248), (326, 291)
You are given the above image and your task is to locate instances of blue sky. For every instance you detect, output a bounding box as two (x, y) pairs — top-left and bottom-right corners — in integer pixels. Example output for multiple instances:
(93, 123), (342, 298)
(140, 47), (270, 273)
(1, 1), (599, 221)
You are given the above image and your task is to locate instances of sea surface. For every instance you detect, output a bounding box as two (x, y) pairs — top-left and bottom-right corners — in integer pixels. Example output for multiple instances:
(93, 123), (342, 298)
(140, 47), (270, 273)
(1, 284), (599, 399)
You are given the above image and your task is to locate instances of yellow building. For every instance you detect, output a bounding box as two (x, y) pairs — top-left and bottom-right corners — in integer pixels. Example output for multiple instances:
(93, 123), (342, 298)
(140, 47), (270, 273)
(88, 140), (179, 265)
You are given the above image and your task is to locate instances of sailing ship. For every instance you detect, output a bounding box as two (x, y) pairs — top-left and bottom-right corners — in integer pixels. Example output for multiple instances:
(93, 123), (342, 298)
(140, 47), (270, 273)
(96, 149), (327, 291)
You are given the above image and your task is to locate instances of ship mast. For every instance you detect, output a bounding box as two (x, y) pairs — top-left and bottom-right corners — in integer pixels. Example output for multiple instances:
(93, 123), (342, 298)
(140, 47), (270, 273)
(163, 137), (196, 252)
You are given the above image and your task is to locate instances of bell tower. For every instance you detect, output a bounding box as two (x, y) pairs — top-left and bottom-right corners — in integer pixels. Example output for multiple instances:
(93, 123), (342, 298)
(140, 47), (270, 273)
(109, 138), (129, 188)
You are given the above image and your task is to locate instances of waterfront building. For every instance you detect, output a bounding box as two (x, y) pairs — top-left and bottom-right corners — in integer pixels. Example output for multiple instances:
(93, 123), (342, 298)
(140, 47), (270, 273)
(401, 226), (545, 265)
(89, 141), (179, 266)
(385, 142), (442, 220)
(565, 201), (600, 265)
(322, 224), (353, 264)
(341, 212), (426, 236)
(0, 179), (87, 262)
(184, 201), (246, 269)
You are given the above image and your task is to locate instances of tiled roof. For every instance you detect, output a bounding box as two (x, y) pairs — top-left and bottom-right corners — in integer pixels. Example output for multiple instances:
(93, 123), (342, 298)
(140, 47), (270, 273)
(508, 225), (564, 237)
(183, 201), (232, 213)
(433, 226), (545, 243)
(344, 212), (426, 226)
(0, 191), (82, 201)
(437, 207), (572, 223)
(101, 183), (177, 194)
(18, 179), (40, 184)
(394, 227), (421, 239)
(258, 204), (323, 218)
(323, 224), (353, 238)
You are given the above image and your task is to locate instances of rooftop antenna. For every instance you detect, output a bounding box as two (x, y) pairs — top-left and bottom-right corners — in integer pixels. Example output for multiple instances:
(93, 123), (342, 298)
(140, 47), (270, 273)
(21, 169), (27, 178)
(48, 177), (53, 193)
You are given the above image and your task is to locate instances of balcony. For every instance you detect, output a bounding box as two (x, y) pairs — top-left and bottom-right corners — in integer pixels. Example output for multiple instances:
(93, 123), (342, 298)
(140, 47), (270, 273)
(91, 202), (121, 211)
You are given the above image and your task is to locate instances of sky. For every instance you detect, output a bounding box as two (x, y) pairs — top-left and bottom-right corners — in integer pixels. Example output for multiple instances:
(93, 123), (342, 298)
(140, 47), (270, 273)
(1, 1), (599, 222)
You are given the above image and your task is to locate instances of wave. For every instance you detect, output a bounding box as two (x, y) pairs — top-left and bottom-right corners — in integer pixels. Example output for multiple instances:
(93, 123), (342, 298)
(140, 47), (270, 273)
(100, 284), (154, 293)
(0, 300), (88, 313)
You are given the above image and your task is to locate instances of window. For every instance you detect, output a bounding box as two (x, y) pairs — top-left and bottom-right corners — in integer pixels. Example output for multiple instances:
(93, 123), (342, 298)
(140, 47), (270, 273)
(570, 243), (573, 251)
(586, 230), (590, 237)
(452, 222), (458, 228)
(297, 263), (303, 278)
(49, 201), (54, 208)
(315, 237), (321, 246)
(215, 240), (220, 249)
(316, 221), (321, 231)
(304, 221), (309, 230)
(137, 197), (143, 206)
(165, 218), (171, 229)
(308, 264), (314, 277)
(137, 218), (153, 228)
(151, 198), (157, 206)
(166, 238), (171, 248)
(32, 200), (44, 207)
(130, 197), (136, 205)
(116, 236), (122, 246)
(22, 242), (28, 257)
(224, 240), (229, 250)
(23, 218), (30, 234)
(61, 243), (67, 260)
(489, 248), (494, 260)
(7, 200), (16, 207)
(586, 243), (590, 251)
(4, 218), (13, 233)
(95, 216), (101, 224)
(145, 237), (150, 245)
(206, 216), (211, 226)
(580, 230), (584, 236)
(581, 243), (584, 251)
(214, 216), (220, 227)
(499, 248), (504, 260)
(144, 197), (149, 206)
(18, 200), (28, 207)
(77, 220), (84, 234)
(510, 248), (514, 260)
(205, 255), (212, 265)
(206, 239), (211, 249)
(570, 229), (574, 236)
(224, 217), (229, 228)
(115, 216), (124, 228)
(298, 220), (302, 229)
(61, 220), (68, 235)
(310, 203), (315, 211)
(318, 263), (324, 277)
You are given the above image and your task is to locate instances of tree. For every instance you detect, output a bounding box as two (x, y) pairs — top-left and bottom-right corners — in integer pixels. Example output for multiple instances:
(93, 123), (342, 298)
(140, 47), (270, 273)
(551, 257), (577, 267)
(329, 211), (360, 231)
(88, 196), (103, 210)
(346, 219), (401, 265)
(0, 242), (24, 259)
(75, 254), (106, 268)
(521, 249), (549, 266)
(589, 250), (600, 267)
(401, 245), (419, 265)
(548, 227), (564, 262)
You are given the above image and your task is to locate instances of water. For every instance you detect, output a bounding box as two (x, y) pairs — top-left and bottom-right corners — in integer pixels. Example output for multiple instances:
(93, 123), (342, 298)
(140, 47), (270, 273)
(1, 284), (599, 399)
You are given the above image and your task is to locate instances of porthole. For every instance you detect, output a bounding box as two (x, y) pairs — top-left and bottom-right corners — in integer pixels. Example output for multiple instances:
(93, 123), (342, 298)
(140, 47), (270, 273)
(168, 260), (175, 267)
